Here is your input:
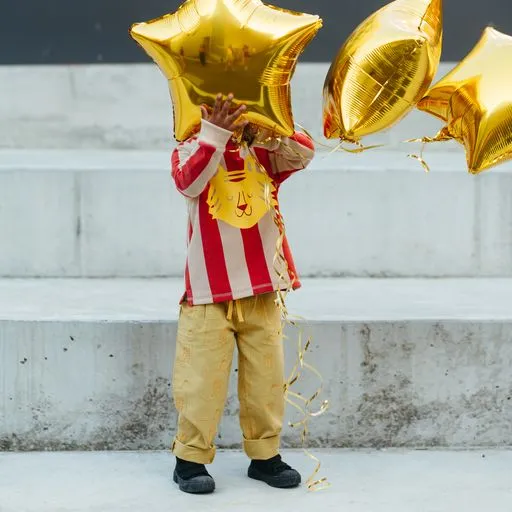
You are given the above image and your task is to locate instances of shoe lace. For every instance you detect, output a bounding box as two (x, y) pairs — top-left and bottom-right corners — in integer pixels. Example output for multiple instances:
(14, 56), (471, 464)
(266, 455), (291, 474)
(177, 459), (209, 479)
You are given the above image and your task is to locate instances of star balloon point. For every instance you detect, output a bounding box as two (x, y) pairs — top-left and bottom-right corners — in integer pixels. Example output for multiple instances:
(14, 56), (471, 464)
(418, 27), (512, 173)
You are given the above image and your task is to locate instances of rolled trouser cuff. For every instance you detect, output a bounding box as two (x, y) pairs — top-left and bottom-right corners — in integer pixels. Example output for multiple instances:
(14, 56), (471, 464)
(172, 438), (216, 464)
(243, 435), (280, 460)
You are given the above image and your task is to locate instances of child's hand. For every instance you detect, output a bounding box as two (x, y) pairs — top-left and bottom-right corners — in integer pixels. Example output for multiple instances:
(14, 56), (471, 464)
(201, 93), (248, 132)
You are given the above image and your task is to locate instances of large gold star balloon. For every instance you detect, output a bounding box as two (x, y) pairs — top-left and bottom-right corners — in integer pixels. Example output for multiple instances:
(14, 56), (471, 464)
(130, 0), (322, 141)
(418, 27), (512, 174)
(323, 0), (443, 144)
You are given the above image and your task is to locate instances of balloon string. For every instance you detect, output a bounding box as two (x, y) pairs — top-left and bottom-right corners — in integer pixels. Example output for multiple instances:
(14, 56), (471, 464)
(238, 123), (450, 490)
(274, 223), (330, 493)
(406, 140), (431, 172)
(247, 144), (330, 492)
(404, 128), (454, 172)
(295, 123), (386, 153)
(294, 123), (454, 173)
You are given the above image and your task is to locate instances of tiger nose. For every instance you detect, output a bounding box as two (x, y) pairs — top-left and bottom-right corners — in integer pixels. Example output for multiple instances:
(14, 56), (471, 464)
(237, 203), (248, 211)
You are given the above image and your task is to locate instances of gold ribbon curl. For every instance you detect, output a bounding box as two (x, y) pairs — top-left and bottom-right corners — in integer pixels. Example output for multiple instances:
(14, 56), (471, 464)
(405, 127), (454, 172)
(295, 123), (455, 174)
(247, 142), (330, 492)
(242, 123), (453, 490)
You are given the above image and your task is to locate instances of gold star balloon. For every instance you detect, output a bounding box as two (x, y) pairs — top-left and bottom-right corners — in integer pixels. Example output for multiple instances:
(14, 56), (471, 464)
(323, 0), (443, 144)
(418, 27), (512, 174)
(130, 0), (322, 142)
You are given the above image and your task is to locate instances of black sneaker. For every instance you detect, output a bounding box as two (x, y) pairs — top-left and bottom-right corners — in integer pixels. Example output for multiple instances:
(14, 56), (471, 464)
(173, 457), (215, 494)
(248, 454), (301, 489)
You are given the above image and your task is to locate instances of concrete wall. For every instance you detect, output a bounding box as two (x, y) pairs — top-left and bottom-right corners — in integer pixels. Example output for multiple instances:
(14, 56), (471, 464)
(0, 63), (453, 151)
(2, 149), (512, 278)
(2, 314), (511, 450)
(3, 58), (512, 454)
(2, 62), (511, 279)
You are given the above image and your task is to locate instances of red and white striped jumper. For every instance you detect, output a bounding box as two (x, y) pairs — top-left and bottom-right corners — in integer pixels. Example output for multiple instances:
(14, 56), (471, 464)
(171, 120), (315, 306)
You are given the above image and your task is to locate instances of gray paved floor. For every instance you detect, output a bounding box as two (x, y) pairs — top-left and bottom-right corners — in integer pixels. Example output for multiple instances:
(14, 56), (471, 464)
(1, 450), (511, 512)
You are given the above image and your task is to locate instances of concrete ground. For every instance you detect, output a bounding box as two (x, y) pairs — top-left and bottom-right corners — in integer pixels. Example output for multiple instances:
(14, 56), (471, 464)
(1, 449), (511, 512)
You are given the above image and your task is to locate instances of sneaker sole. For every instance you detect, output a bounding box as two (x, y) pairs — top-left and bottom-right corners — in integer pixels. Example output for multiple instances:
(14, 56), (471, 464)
(248, 467), (301, 489)
(173, 470), (215, 494)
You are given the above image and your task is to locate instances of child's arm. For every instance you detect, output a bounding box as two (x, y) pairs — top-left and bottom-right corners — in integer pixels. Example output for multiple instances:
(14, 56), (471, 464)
(255, 132), (315, 183)
(172, 93), (247, 198)
(172, 121), (232, 198)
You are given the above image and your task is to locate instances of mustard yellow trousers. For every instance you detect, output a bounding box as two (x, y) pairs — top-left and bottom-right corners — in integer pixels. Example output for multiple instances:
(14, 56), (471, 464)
(172, 292), (285, 464)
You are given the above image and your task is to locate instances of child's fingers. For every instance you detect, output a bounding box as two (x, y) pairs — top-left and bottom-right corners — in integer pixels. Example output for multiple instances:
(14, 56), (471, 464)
(220, 93), (234, 118)
(211, 93), (223, 117)
(200, 105), (209, 120)
(227, 104), (247, 124)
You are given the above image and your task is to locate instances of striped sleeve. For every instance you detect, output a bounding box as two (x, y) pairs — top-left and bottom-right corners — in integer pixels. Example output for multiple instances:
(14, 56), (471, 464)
(171, 120), (232, 198)
(266, 132), (315, 183)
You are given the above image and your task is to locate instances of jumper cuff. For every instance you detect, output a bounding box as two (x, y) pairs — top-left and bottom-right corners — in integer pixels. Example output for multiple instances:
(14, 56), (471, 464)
(198, 120), (233, 150)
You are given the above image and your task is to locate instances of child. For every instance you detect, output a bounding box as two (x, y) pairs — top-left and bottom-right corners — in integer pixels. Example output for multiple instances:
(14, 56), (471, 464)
(171, 93), (315, 494)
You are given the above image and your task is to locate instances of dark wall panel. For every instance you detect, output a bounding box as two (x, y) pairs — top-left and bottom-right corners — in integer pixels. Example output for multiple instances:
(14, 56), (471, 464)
(2, 1), (512, 64)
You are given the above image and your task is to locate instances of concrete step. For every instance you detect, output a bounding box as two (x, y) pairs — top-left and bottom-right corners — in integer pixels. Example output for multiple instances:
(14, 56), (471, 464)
(2, 149), (512, 278)
(0, 63), (456, 151)
(1, 277), (512, 451)
(1, 450), (511, 512)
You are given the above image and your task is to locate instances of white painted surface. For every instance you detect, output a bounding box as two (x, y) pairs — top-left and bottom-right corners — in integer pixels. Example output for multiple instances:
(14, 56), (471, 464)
(1, 149), (512, 277)
(0, 450), (511, 512)
(1, 278), (512, 450)
(0, 63), (456, 151)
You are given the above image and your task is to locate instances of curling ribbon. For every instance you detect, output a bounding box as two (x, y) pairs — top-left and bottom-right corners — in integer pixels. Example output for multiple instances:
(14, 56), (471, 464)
(295, 123), (455, 174)
(247, 144), (331, 492)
